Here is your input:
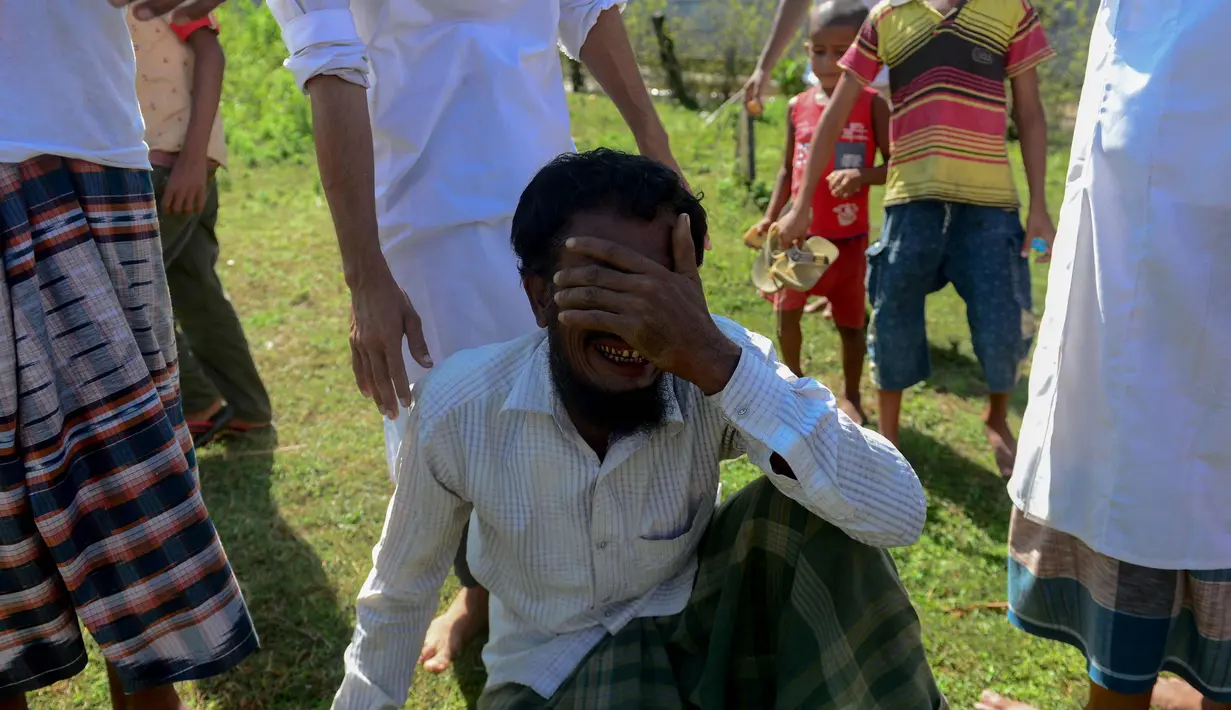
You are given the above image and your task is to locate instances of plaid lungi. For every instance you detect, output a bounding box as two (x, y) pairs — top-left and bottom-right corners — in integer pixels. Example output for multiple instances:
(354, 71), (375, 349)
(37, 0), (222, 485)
(479, 477), (947, 709)
(1007, 508), (1231, 701)
(0, 156), (258, 696)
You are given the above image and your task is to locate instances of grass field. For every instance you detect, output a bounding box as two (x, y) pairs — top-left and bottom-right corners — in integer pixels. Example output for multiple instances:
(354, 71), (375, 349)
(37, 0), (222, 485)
(28, 91), (1089, 709)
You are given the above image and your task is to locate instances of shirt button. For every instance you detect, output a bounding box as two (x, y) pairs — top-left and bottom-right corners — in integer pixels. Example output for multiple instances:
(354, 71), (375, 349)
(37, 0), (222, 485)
(737, 406), (749, 416)
(597, 541), (607, 549)
(604, 611), (612, 618)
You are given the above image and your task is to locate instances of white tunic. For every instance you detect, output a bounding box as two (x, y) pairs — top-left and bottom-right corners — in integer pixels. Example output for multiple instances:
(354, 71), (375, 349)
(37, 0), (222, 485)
(1009, 0), (1231, 570)
(268, 0), (617, 472)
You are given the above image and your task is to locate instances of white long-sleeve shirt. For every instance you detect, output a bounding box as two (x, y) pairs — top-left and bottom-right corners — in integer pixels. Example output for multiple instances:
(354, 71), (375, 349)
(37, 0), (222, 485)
(336, 316), (927, 709)
(267, 0), (614, 250)
(1009, 0), (1231, 570)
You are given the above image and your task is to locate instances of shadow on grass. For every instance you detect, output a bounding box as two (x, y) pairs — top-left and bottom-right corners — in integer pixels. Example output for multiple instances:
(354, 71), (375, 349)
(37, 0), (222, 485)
(452, 630), (488, 708)
(899, 427), (1012, 544)
(193, 431), (352, 710)
(920, 342), (1029, 416)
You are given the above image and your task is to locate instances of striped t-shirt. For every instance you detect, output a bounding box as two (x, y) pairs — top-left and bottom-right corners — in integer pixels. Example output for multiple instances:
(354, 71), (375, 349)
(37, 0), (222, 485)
(840, 0), (1054, 208)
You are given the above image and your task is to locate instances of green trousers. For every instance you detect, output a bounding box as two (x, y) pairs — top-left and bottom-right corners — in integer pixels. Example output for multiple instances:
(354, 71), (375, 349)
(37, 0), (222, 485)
(153, 166), (271, 423)
(479, 477), (948, 709)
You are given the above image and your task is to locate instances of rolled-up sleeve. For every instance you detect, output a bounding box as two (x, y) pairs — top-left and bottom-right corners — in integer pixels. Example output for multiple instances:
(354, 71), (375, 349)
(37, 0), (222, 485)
(333, 404), (471, 709)
(558, 0), (623, 60)
(267, 0), (370, 91)
(708, 318), (927, 548)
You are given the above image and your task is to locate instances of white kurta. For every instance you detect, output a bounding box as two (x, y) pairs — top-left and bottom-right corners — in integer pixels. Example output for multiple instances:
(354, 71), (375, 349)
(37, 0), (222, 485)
(269, 0), (617, 473)
(1009, 0), (1231, 570)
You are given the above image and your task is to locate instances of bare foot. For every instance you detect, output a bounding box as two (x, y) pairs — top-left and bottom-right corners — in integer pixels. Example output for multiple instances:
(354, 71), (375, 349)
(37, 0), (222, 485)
(838, 397), (866, 426)
(804, 297), (833, 319)
(1151, 677), (1211, 710)
(419, 586), (489, 673)
(976, 690), (1038, 710)
(984, 419), (1017, 479)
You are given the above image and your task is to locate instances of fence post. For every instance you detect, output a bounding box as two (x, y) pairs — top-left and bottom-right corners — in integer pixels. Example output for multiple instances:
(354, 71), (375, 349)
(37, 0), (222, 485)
(651, 12), (698, 111)
(568, 59), (586, 93)
(736, 105), (756, 184)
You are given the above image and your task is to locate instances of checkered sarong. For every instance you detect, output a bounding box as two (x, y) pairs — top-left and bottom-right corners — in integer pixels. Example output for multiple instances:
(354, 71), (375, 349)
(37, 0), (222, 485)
(0, 156), (258, 696)
(1008, 508), (1231, 701)
(479, 477), (947, 709)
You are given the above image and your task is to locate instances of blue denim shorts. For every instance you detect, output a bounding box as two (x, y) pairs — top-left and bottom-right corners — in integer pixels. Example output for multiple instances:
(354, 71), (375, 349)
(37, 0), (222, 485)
(866, 201), (1032, 392)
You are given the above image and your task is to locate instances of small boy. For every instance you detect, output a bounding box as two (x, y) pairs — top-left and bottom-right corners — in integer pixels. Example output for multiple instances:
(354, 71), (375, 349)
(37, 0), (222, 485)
(127, 9), (272, 446)
(774, 0), (1055, 477)
(747, 0), (889, 425)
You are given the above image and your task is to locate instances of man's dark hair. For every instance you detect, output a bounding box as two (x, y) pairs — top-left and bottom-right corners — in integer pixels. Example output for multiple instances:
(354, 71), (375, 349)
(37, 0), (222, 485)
(511, 148), (707, 279)
(809, 0), (869, 34)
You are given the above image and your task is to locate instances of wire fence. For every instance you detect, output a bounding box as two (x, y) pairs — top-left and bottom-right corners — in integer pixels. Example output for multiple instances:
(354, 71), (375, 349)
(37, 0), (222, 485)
(620, 0), (1098, 143)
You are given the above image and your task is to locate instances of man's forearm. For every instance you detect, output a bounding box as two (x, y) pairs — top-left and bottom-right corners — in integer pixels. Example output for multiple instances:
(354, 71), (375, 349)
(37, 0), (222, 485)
(580, 8), (674, 169)
(755, 0), (811, 74)
(183, 32), (225, 164)
(1018, 110), (1049, 211)
(305, 75), (386, 289)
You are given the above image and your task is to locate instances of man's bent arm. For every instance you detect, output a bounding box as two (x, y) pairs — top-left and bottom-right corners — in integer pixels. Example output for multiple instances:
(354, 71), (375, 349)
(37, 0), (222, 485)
(335, 405), (470, 709)
(753, 0), (812, 82)
(709, 319), (927, 548)
(569, 4), (679, 174)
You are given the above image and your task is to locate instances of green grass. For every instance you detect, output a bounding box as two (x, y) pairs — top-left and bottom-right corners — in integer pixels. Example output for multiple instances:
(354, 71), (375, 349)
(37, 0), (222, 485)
(29, 92), (1088, 709)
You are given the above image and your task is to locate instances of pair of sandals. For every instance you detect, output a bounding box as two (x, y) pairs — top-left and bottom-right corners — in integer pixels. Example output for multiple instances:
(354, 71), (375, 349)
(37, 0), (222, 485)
(187, 404), (267, 448)
(748, 225), (841, 295)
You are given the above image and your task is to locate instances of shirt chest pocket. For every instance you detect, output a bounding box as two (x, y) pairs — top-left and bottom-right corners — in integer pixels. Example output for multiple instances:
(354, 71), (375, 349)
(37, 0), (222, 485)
(629, 459), (715, 576)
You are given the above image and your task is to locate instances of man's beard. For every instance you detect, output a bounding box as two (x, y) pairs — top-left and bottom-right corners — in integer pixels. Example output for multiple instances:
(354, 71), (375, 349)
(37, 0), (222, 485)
(548, 327), (668, 437)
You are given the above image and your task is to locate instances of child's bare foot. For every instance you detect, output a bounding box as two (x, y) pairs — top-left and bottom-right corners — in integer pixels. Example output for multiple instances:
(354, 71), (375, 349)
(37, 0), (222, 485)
(1151, 677), (1215, 710)
(984, 418), (1018, 479)
(975, 690), (1038, 710)
(804, 297), (833, 319)
(838, 397), (866, 426)
(419, 586), (489, 673)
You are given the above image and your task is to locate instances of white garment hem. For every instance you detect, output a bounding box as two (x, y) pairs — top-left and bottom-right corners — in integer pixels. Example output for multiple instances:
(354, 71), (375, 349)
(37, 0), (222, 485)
(1009, 493), (1231, 572)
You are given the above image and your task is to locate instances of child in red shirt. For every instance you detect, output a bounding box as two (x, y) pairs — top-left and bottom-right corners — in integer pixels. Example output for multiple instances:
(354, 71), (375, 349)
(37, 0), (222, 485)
(746, 0), (889, 424)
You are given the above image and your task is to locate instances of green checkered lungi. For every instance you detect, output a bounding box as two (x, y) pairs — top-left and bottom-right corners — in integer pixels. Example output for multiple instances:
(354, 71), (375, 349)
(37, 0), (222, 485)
(478, 477), (947, 709)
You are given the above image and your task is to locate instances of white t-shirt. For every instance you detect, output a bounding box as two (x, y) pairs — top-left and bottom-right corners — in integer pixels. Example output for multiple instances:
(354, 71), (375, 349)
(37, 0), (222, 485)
(0, 3), (148, 169)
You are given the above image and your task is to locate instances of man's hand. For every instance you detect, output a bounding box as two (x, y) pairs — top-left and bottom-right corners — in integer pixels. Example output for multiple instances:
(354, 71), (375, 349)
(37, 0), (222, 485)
(1023, 204), (1056, 263)
(773, 205), (810, 248)
(827, 169), (863, 199)
(111, 0), (227, 22)
(742, 67), (768, 117)
(162, 156), (209, 215)
(349, 266), (432, 419)
(553, 214), (741, 396)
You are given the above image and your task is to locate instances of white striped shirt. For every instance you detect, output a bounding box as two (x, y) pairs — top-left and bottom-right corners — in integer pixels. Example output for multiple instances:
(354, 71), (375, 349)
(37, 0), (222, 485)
(334, 317), (927, 709)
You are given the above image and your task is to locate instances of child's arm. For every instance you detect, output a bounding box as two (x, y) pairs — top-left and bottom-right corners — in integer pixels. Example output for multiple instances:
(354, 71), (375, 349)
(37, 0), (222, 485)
(162, 23), (224, 215)
(865, 93), (891, 186)
(831, 92), (891, 197)
(774, 74), (863, 245)
(763, 111), (797, 225)
(1011, 67), (1054, 262)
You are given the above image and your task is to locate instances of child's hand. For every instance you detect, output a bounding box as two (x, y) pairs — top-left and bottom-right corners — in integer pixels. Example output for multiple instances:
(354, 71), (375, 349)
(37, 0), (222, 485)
(827, 169), (863, 199)
(743, 218), (772, 249)
(162, 155), (209, 216)
(1023, 204), (1056, 263)
(774, 208), (809, 249)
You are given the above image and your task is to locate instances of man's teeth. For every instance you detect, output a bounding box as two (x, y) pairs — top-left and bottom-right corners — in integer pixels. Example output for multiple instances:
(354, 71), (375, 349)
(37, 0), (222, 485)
(596, 344), (646, 364)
